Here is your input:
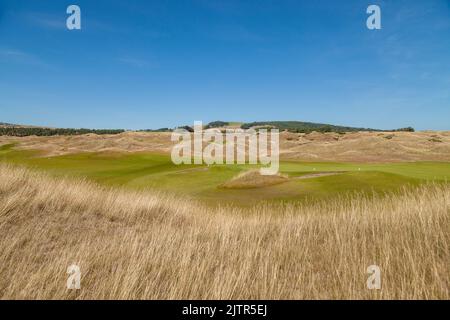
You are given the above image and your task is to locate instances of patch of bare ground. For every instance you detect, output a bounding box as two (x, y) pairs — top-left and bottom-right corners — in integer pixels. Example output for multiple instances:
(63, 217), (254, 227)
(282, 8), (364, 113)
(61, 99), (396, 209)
(294, 172), (345, 179)
(220, 170), (289, 189)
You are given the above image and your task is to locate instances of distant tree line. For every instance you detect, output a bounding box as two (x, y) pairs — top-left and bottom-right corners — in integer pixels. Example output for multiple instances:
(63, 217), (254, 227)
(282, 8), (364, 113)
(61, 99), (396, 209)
(0, 127), (125, 137)
(240, 121), (377, 133)
(204, 121), (229, 129)
(390, 127), (415, 132)
(176, 126), (194, 132)
(138, 128), (172, 132)
(240, 121), (415, 133)
(142, 122), (415, 134)
(0, 122), (415, 137)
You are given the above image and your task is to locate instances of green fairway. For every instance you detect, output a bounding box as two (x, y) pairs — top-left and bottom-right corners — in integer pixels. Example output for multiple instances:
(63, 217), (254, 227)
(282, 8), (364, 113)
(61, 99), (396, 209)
(1, 143), (449, 205)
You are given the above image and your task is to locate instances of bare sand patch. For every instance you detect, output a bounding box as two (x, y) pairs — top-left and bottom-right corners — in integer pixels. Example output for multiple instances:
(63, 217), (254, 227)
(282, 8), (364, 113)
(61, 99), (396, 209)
(220, 169), (289, 189)
(295, 172), (345, 179)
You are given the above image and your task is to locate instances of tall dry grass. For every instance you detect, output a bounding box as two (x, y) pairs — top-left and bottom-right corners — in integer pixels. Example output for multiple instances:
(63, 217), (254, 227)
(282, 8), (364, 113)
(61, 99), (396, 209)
(0, 163), (448, 299)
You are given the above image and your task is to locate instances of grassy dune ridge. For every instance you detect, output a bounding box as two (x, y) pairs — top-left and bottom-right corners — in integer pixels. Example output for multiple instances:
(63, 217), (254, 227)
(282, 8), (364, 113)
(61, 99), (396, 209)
(0, 164), (448, 299)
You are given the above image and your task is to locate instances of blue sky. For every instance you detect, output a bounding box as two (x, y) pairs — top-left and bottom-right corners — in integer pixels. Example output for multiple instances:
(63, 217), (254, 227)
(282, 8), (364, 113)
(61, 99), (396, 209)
(0, 0), (449, 130)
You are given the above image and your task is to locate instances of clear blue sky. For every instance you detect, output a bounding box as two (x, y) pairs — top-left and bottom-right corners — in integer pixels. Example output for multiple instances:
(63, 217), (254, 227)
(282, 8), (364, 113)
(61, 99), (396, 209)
(0, 0), (449, 130)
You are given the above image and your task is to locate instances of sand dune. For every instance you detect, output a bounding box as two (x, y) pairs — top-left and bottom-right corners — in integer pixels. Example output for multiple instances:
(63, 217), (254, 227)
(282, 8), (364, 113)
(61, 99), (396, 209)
(280, 131), (450, 162)
(1, 130), (450, 162)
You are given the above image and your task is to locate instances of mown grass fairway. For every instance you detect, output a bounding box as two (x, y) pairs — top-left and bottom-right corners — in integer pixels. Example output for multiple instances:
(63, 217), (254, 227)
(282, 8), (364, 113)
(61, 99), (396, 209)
(1, 143), (449, 205)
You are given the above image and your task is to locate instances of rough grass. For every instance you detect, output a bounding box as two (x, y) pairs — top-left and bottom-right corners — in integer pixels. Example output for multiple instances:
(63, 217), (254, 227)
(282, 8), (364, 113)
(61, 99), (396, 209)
(0, 164), (448, 299)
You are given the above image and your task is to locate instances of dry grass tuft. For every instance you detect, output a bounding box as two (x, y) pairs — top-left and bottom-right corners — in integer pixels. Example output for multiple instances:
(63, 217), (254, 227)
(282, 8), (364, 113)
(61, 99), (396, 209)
(0, 164), (448, 299)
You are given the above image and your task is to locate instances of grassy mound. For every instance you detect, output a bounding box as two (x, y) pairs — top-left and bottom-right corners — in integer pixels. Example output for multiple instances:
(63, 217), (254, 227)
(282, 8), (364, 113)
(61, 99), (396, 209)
(220, 169), (289, 189)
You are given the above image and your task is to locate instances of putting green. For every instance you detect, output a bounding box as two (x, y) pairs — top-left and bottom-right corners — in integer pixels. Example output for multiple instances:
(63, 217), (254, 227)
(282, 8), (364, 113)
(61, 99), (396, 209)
(1, 144), (449, 205)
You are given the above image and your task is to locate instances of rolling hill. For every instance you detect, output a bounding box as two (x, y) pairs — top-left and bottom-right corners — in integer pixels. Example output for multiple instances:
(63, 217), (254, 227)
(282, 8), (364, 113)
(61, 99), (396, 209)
(240, 121), (414, 133)
(1, 120), (415, 136)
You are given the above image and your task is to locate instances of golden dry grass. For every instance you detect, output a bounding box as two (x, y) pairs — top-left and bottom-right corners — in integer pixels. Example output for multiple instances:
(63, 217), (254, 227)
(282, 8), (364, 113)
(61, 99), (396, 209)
(0, 164), (448, 299)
